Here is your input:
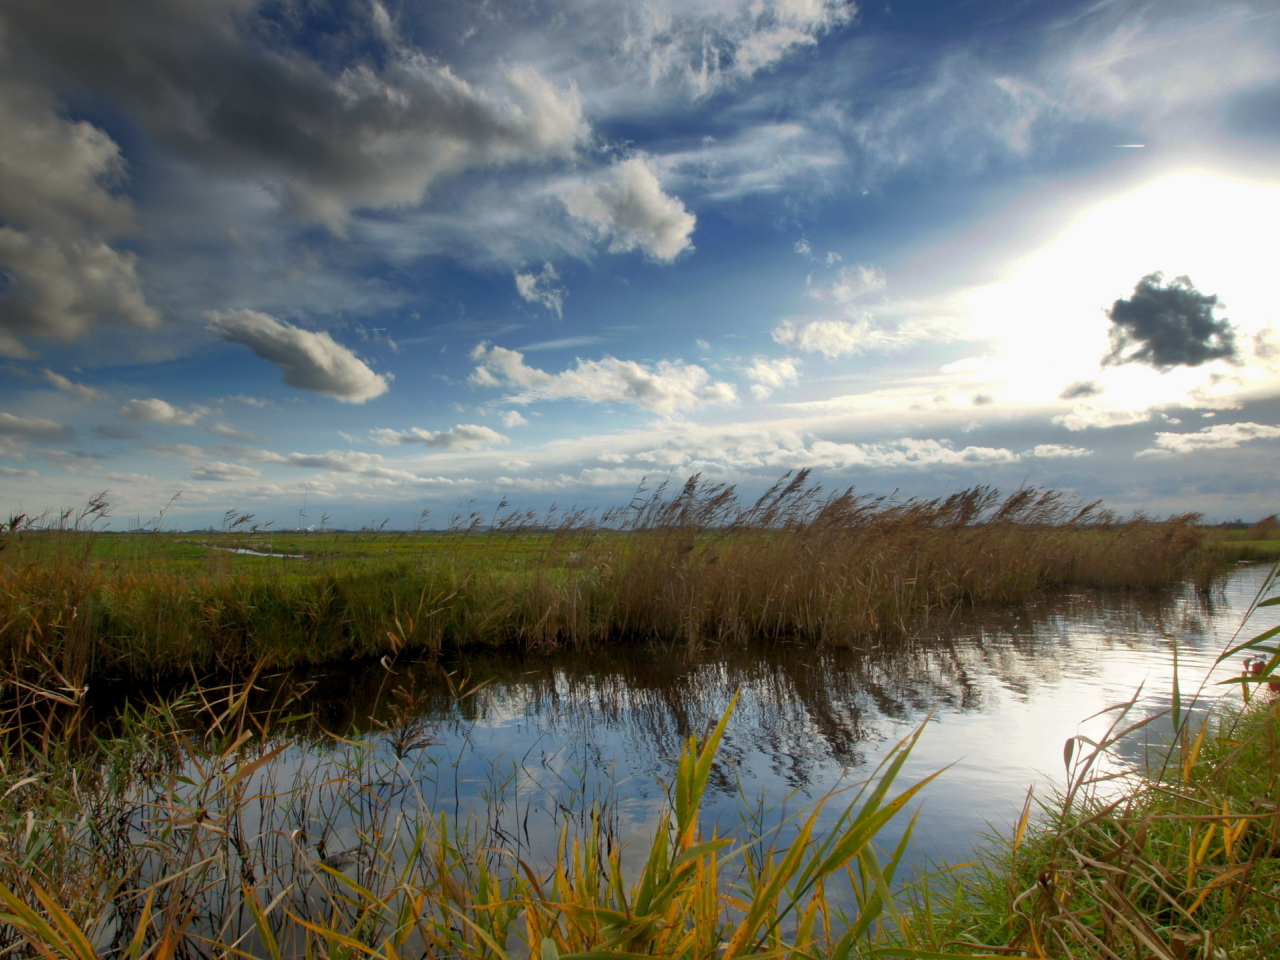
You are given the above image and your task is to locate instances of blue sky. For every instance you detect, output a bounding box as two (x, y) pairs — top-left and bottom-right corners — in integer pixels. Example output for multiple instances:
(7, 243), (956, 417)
(2, 0), (1280, 528)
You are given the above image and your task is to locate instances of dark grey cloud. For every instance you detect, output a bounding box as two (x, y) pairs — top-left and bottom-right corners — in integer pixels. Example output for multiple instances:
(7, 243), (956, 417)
(3, 0), (586, 231)
(1102, 273), (1237, 371)
(0, 60), (158, 355)
(1059, 379), (1101, 400)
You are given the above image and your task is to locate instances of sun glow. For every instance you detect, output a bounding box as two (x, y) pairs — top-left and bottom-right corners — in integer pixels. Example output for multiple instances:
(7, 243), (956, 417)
(956, 169), (1280, 412)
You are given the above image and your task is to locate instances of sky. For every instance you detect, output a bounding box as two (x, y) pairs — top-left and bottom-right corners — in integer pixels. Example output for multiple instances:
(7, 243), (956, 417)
(2, 0), (1280, 529)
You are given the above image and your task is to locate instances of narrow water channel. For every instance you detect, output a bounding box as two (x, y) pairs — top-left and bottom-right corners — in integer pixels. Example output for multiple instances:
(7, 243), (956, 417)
(220, 562), (1279, 878)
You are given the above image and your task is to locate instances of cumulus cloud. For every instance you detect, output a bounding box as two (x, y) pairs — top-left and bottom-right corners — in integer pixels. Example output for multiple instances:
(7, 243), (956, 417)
(772, 316), (878, 358)
(5, 0), (587, 231)
(563, 157), (695, 261)
(207, 310), (390, 403)
(371, 424), (508, 451)
(0, 231), (158, 357)
(470, 342), (736, 414)
(742, 356), (802, 399)
(501, 410), (529, 427)
(0, 69), (157, 355)
(119, 398), (207, 425)
(190, 461), (261, 482)
(514, 262), (566, 317)
(1137, 422), (1280, 457)
(1059, 380), (1101, 400)
(1103, 273), (1238, 371)
(43, 369), (105, 401)
(0, 411), (74, 441)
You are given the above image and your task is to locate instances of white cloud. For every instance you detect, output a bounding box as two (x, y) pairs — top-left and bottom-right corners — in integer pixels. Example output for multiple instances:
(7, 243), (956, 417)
(119, 398), (208, 425)
(207, 310), (390, 403)
(501, 410), (529, 427)
(0, 411), (74, 441)
(627, 428), (1023, 472)
(563, 156), (695, 261)
(772, 317), (876, 358)
(0, 466), (39, 478)
(1138, 422), (1280, 457)
(514, 262), (566, 317)
(771, 261), (954, 358)
(742, 356), (802, 399)
(1025, 444), (1092, 459)
(371, 424), (509, 451)
(1053, 405), (1155, 432)
(43, 369), (105, 401)
(470, 342), (736, 414)
(190, 461), (262, 482)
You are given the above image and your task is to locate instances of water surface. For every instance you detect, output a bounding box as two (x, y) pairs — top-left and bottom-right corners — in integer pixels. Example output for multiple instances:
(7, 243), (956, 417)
(249, 563), (1279, 873)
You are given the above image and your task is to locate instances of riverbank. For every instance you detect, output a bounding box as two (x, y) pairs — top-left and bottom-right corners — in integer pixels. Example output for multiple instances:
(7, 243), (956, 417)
(900, 563), (1280, 959)
(0, 479), (1218, 683)
(904, 696), (1280, 958)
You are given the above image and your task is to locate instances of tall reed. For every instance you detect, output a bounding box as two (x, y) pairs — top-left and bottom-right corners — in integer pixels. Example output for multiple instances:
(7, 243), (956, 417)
(0, 474), (1216, 684)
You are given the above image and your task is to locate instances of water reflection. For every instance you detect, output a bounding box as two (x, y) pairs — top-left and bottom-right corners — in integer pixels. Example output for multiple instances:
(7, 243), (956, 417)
(104, 565), (1276, 874)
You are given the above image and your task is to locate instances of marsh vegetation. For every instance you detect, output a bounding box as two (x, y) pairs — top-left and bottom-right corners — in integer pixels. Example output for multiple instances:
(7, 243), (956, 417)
(0, 476), (1272, 959)
(0, 474), (1216, 685)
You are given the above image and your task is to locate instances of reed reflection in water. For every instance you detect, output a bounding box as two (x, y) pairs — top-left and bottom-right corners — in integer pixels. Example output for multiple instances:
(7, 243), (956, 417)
(229, 563), (1279, 872)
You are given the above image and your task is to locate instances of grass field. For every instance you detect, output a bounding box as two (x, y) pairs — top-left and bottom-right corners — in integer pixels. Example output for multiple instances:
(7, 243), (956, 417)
(0, 475), (1222, 684)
